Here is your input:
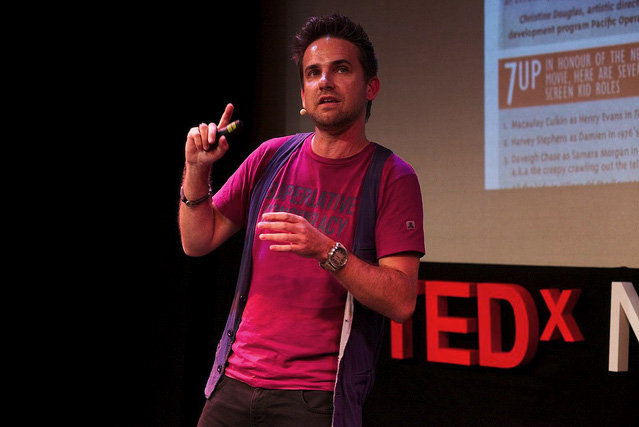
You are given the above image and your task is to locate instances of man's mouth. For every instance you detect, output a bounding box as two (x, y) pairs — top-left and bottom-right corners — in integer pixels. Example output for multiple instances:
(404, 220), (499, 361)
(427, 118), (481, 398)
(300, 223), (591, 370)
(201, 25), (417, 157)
(319, 97), (339, 104)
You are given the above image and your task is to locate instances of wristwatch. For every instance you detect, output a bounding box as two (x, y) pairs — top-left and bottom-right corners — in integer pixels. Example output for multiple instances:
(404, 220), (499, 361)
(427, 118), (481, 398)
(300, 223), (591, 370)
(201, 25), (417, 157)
(320, 242), (349, 272)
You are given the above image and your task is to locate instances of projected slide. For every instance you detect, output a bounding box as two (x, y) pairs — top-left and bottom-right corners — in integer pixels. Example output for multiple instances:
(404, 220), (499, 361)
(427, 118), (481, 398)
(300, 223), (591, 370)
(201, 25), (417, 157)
(485, 0), (639, 190)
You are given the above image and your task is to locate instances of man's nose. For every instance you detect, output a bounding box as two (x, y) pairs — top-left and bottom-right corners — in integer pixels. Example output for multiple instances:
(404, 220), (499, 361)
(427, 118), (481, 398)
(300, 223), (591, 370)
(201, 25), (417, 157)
(319, 71), (334, 89)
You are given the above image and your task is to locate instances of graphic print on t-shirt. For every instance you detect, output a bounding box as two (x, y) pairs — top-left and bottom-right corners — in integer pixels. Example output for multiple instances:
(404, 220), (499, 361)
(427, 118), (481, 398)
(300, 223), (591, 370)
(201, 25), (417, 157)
(262, 183), (357, 238)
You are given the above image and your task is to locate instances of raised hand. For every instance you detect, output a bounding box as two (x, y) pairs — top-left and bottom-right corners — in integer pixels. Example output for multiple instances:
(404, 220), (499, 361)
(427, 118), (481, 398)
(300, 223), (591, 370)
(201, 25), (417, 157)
(185, 103), (235, 168)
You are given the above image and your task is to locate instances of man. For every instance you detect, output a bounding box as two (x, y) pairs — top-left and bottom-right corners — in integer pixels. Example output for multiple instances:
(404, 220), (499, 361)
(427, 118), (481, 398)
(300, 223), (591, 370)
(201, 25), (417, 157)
(179, 13), (425, 426)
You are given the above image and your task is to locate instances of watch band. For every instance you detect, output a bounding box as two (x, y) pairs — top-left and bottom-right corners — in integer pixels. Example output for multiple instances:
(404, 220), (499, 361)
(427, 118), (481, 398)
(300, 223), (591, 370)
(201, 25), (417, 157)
(180, 186), (212, 207)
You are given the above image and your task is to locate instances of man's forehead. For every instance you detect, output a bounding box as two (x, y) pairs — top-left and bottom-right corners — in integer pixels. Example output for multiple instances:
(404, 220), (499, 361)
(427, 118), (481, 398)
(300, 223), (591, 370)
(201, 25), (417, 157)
(303, 36), (359, 65)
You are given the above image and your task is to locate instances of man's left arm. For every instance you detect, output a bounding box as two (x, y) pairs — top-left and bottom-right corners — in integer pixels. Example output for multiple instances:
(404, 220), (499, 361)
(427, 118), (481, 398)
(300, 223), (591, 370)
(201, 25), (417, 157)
(257, 212), (420, 323)
(333, 250), (420, 323)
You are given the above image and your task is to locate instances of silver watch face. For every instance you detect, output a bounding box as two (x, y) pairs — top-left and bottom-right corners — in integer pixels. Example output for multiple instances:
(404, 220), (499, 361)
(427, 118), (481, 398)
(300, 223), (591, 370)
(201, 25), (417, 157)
(331, 244), (348, 267)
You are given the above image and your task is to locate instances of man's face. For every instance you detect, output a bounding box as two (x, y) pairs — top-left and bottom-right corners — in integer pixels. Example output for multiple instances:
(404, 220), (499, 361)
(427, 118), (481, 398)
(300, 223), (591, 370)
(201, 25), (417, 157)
(301, 36), (379, 131)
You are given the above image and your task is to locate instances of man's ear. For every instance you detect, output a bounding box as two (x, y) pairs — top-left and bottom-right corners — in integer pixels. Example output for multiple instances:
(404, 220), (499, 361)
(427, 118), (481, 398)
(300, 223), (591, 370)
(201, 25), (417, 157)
(367, 76), (381, 101)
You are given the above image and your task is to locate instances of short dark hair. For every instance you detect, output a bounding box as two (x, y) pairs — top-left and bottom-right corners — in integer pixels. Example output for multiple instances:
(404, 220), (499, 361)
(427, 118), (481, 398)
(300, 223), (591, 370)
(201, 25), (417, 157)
(292, 13), (378, 120)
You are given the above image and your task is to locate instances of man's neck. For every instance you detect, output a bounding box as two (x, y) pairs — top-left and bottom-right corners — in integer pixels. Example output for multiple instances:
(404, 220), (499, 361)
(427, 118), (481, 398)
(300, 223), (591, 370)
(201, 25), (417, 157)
(311, 123), (370, 159)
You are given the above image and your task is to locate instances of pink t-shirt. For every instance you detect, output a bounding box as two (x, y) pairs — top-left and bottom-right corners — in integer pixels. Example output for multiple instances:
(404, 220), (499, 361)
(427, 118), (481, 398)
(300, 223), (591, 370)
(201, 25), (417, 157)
(213, 134), (424, 391)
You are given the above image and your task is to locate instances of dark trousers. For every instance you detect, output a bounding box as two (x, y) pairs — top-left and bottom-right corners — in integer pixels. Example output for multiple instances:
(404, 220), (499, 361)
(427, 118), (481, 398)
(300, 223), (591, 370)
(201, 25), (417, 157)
(197, 375), (334, 427)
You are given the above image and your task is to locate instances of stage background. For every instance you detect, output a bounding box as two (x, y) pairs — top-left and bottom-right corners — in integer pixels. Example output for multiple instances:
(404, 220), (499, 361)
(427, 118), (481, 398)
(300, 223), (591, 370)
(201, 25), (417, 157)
(104, 1), (638, 426)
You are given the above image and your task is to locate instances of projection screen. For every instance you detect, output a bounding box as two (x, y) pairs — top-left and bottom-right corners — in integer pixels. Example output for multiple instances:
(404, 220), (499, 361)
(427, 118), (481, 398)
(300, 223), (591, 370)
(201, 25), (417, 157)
(275, 0), (638, 268)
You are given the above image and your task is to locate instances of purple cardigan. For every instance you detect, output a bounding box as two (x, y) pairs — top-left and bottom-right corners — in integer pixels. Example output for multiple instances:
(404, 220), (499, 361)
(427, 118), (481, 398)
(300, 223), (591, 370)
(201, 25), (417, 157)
(204, 133), (392, 426)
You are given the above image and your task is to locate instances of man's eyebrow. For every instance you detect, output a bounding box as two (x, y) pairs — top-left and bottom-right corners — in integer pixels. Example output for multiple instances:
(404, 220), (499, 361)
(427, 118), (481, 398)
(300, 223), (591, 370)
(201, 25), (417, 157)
(331, 59), (353, 67)
(304, 59), (353, 73)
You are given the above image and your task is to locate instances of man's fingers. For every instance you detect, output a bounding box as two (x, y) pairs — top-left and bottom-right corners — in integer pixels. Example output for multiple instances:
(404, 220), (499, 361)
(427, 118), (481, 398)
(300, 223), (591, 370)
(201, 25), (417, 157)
(261, 212), (299, 222)
(206, 123), (218, 149)
(199, 123), (210, 150)
(267, 244), (296, 252)
(259, 228), (296, 238)
(258, 232), (297, 253)
(217, 135), (228, 149)
(257, 221), (289, 233)
(219, 103), (234, 128)
(188, 126), (203, 150)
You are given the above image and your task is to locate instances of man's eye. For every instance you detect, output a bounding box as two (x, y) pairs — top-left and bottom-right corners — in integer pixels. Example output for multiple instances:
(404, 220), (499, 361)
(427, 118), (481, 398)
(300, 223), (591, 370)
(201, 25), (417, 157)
(337, 67), (348, 73)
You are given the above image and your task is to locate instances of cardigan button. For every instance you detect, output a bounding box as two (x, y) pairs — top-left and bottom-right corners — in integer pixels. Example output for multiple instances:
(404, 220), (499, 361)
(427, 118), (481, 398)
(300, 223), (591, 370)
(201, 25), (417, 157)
(227, 329), (234, 337)
(217, 365), (222, 373)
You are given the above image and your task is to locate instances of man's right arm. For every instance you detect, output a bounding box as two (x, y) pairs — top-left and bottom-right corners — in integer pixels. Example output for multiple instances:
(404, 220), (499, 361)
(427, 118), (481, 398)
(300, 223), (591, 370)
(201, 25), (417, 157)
(179, 104), (241, 256)
(179, 165), (240, 256)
